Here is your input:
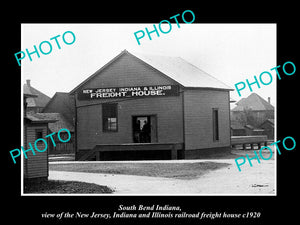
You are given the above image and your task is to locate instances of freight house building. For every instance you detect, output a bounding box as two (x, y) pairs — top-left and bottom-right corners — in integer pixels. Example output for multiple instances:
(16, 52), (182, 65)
(70, 50), (233, 161)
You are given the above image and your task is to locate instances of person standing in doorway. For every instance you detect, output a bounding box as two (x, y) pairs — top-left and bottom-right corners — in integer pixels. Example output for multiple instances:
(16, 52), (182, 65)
(142, 120), (151, 143)
(133, 120), (141, 143)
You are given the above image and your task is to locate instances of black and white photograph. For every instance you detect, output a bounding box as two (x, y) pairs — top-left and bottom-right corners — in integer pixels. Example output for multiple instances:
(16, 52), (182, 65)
(4, 6), (298, 225)
(21, 23), (276, 195)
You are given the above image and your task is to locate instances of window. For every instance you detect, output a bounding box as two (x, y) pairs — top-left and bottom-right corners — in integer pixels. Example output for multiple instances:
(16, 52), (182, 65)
(213, 109), (219, 141)
(102, 103), (118, 132)
(35, 129), (43, 139)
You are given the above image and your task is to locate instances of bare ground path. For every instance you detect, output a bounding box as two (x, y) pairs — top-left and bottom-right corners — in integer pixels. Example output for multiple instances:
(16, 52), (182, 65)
(49, 158), (275, 195)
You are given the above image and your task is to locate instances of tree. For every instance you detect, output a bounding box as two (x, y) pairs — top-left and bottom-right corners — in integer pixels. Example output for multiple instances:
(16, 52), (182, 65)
(236, 107), (256, 127)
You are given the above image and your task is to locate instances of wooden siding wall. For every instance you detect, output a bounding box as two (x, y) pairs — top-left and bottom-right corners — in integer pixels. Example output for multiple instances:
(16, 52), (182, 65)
(184, 89), (230, 150)
(24, 124), (48, 179)
(76, 53), (183, 150)
(77, 96), (183, 150)
(48, 133), (74, 154)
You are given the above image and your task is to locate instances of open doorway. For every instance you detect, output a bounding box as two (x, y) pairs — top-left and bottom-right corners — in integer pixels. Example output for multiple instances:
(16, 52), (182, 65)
(132, 115), (157, 143)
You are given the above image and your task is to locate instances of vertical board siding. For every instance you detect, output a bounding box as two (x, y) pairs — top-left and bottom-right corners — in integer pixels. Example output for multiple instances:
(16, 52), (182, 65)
(184, 89), (230, 150)
(24, 125), (48, 179)
(49, 133), (74, 154)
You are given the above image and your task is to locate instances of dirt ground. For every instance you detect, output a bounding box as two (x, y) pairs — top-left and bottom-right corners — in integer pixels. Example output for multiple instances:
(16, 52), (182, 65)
(50, 161), (231, 180)
(49, 148), (276, 195)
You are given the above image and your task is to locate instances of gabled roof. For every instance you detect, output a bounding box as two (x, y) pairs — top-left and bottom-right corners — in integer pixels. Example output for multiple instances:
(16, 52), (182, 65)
(70, 50), (232, 94)
(232, 93), (274, 111)
(24, 81), (51, 108)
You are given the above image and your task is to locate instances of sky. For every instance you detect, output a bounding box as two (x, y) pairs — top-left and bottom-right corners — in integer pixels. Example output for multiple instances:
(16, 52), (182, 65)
(21, 23), (276, 107)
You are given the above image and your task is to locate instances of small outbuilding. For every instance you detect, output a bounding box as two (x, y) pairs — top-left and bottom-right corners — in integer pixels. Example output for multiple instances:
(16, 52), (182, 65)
(23, 86), (56, 180)
(24, 113), (56, 179)
(259, 119), (274, 140)
(70, 50), (233, 160)
(231, 120), (246, 136)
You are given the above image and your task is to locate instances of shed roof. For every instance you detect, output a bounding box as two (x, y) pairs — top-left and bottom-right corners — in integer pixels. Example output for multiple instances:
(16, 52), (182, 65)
(70, 50), (232, 94)
(35, 113), (74, 133)
(232, 93), (274, 111)
(25, 112), (58, 123)
(259, 118), (275, 128)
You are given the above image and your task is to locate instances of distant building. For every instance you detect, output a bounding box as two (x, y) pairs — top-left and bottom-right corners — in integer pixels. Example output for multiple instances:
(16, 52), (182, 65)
(24, 79), (51, 113)
(231, 93), (274, 127)
(244, 124), (264, 136)
(42, 92), (75, 154)
(42, 92), (75, 125)
(231, 121), (264, 137)
(258, 119), (274, 140)
(230, 120), (246, 136)
(231, 93), (274, 140)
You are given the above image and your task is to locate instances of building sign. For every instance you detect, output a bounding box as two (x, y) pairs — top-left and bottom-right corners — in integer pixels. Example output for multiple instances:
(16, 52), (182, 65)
(78, 85), (180, 100)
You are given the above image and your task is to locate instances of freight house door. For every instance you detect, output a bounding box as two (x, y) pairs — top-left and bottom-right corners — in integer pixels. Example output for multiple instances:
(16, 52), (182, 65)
(132, 115), (157, 143)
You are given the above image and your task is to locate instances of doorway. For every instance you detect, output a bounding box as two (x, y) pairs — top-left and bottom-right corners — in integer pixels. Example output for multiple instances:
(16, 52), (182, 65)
(132, 115), (157, 143)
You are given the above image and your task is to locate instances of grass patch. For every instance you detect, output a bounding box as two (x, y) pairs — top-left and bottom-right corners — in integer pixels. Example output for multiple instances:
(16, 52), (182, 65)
(50, 162), (230, 180)
(24, 179), (114, 194)
(49, 153), (75, 162)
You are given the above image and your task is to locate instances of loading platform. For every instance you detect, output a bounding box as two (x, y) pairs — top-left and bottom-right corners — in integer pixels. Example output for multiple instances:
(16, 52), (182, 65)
(77, 143), (183, 161)
(231, 135), (268, 150)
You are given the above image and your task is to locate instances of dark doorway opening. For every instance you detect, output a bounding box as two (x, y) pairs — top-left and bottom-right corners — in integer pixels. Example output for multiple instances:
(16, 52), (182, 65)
(132, 115), (157, 143)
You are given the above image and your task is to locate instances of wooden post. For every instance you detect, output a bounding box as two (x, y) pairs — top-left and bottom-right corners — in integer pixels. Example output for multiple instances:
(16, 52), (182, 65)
(258, 143), (261, 149)
(74, 93), (78, 160)
(171, 145), (177, 160)
(95, 151), (100, 161)
(243, 144), (246, 150)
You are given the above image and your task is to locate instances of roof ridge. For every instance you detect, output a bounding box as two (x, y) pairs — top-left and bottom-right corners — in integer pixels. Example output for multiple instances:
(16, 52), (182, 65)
(233, 93), (274, 111)
(131, 51), (232, 90)
(70, 50), (233, 93)
(55, 91), (69, 94)
(178, 57), (233, 89)
(250, 93), (274, 110)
